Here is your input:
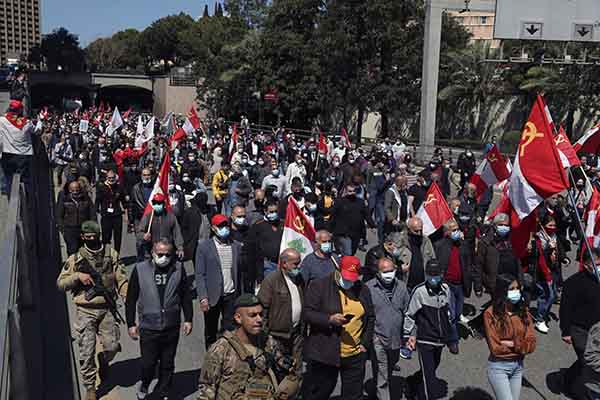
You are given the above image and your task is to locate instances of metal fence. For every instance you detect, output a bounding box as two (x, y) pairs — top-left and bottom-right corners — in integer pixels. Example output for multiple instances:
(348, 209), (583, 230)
(0, 137), (79, 399)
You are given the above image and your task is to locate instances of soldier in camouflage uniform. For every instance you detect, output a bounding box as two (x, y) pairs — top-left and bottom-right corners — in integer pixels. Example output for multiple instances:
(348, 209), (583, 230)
(57, 221), (128, 400)
(198, 294), (295, 400)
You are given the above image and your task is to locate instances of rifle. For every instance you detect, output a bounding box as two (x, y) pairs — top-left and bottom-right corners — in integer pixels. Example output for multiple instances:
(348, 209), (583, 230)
(78, 259), (125, 324)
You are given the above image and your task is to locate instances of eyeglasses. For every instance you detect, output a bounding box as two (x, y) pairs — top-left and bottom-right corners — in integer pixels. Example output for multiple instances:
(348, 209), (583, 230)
(154, 253), (170, 257)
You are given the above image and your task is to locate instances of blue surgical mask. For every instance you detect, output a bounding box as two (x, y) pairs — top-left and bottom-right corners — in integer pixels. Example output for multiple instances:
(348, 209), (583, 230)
(272, 169), (280, 177)
(497, 225), (510, 237)
(152, 204), (164, 213)
(266, 212), (279, 222)
(320, 242), (332, 254)
(427, 275), (442, 287)
(338, 276), (354, 290)
(450, 230), (462, 241)
(216, 226), (230, 239)
(392, 247), (402, 257)
(287, 268), (301, 278)
(507, 289), (521, 304)
(308, 204), (317, 213)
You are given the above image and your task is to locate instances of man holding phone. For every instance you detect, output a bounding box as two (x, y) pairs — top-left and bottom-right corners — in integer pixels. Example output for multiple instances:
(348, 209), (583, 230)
(302, 256), (375, 400)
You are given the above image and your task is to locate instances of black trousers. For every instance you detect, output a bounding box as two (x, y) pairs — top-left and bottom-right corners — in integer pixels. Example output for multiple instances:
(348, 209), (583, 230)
(302, 353), (366, 400)
(413, 343), (444, 400)
(101, 214), (123, 253)
(565, 325), (588, 395)
(139, 327), (180, 397)
(62, 226), (81, 255)
(203, 293), (235, 349)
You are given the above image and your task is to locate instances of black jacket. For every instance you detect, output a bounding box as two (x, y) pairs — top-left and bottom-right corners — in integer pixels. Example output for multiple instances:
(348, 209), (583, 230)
(56, 191), (96, 229)
(435, 237), (474, 297)
(330, 197), (374, 239)
(95, 182), (127, 217)
(560, 270), (600, 336)
(303, 272), (375, 367)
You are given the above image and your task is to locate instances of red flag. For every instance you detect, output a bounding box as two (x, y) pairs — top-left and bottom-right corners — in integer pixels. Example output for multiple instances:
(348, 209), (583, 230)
(122, 107), (133, 120)
(574, 123), (600, 153)
(187, 106), (201, 130)
(169, 128), (187, 151)
(113, 145), (148, 184)
(340, 127), (351, 148)
(556, 125), (581, 168)
(318, 131), (328, 154)
(228, 124), (238, 157)
(415, 182), (453, 236)
(142, 152), (172, 218)
(99, 101), (105, 113)
(586, 188), (600, 247)
(470, 144), (511, 200)
(508, 95), (569, 220)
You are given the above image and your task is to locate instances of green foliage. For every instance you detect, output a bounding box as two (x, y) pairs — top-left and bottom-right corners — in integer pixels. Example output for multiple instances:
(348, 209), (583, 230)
(29, 27), (85, 72)
(85, 29), (143, 72)
(139, 13), (195, 66)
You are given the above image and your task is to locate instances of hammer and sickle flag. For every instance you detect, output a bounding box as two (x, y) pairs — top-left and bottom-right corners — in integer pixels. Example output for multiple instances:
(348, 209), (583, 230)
(280, 197), (316, 261)
(416, 182), (453, 237)
(555, 125), (580, 169)
(509, 95), (568, 220)
(469, 144), (512, 201)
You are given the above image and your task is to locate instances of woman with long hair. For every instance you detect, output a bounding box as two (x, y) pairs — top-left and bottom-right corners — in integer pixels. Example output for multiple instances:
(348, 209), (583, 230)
(483, 274), (537, 400)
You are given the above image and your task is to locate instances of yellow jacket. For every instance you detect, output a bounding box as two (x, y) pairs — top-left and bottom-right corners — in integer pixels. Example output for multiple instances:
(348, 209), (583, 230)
(212, 169), (229, 201)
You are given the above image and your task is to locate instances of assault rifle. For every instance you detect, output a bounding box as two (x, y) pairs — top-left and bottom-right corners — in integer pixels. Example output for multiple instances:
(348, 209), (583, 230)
(78, 260), (125, 324)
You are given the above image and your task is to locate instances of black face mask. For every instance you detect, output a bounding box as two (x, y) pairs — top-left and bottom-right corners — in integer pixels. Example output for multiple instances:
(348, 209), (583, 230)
(408, 232), (423, 245)
(292, 192), (303, 200)
(84, 239), (102, 250)
(254, 200), (265, 212)
(71, 192), (82, 199)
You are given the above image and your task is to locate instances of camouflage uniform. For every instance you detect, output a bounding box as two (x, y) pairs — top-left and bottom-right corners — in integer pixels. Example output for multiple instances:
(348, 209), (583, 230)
(57, 244), (128, 390)
(198, 331), (284, 400)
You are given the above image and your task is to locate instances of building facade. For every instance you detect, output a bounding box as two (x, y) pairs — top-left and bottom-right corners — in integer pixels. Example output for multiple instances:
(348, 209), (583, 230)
(449, 11), (500, 48)
(0, 0), (41, 65)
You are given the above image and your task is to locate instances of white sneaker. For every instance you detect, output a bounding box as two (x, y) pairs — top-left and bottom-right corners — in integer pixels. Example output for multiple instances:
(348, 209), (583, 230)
(535, 321), (549, 334)
(459, 314), (470, 324)
(136, 383), (148, 400)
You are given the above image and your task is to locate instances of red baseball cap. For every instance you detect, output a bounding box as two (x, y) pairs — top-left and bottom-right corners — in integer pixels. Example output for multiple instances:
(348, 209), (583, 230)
(340, 256), (361, 282)
(211, 214), (229, 227)
(9, 100), (22, 110)
(152, 193), (165, 203)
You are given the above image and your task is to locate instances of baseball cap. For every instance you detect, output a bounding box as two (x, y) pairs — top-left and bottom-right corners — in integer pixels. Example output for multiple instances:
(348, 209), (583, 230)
(234, 293), (262, 310)
(211, 214), (229, 227)
(340, 256), (361, 282)
(152, 193), (165, 203)
(9, 100), (23, 110)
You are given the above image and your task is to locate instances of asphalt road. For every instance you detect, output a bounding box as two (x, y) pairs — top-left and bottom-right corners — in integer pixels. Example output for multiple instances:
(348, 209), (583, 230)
(59, 188), (577, 400)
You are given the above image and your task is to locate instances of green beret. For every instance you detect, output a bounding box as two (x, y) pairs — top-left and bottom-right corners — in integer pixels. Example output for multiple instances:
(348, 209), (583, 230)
(81, 220), (101, 234)
(233, 294), (262, 310)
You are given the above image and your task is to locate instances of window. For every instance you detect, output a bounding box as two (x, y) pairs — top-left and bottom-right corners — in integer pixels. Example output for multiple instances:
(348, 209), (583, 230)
(481, 16), (488, 24)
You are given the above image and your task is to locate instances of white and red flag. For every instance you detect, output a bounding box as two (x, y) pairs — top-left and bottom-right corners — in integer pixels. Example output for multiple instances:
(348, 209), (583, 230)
(187, 105), (201, 130)
(122, 107), (133, 120)
(135, 116), (155, 149)
(416, 182), (453, 237)
(228, 124), (239, 157)
(318, 130), (328, 154)
(279, 197), (316, 260)
(585, 188), (600, 248)
(555, 125), (580, 168)
(469, 144), (511, 201)
(508, 95), (569, 220)
(169, 127), (186, 151)
(105, 106), (123, 137)
(340, 127), (351, 148)
(142, 152), (172, 218)
(573, 123), (600, 153)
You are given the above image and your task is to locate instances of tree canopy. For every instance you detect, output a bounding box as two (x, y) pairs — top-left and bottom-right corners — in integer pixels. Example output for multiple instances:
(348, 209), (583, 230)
(29, 27), (85, 72)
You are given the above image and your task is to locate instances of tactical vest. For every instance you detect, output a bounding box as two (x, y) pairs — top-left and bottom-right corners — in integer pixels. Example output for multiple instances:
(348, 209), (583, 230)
(218, 334), (278, 400)
(137, 261), (183, 331)
(74, 245), (116, 295)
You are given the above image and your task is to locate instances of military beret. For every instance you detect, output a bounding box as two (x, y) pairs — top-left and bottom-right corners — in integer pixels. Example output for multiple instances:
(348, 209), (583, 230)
(81, 220), (101, 234)
(234, 294), (262, 310)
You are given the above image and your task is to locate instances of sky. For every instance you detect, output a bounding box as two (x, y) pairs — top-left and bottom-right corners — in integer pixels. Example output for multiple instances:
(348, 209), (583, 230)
(42, 0), (212, 46)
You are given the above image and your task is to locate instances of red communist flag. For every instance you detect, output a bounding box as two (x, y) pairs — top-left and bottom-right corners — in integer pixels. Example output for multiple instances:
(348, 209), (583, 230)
(416, 182), (453, 236)
(319, 130), (328, 154)
(574, 123), (600, 153)
(470, 144), (511, 200)
(188, 105), (201, 130)
(340, 127), (351, 148)
(555, 125), (581, 168)
(142, 152), (172, 218)
(508, 95), (569, 220)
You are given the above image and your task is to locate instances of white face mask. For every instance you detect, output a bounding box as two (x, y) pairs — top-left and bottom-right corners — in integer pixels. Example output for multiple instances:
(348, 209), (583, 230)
(152, 253), (171, 268)
(379, 271), (396, 284)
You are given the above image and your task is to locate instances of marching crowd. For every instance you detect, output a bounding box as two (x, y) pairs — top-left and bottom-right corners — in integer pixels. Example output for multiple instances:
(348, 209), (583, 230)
(3, 99), (600, 400)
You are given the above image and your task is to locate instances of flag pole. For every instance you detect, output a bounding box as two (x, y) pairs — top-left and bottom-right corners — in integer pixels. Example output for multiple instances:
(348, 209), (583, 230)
(146, 209), (154, 235)
(566, 167), (600, 282)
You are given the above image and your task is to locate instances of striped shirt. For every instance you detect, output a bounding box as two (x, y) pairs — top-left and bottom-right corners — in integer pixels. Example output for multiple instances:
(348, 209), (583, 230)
(214, 238), (235, 294)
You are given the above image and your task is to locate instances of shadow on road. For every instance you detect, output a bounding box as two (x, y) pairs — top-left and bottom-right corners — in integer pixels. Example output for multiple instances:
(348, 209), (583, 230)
(97, 357), (141, 397)
(170, 369), (201, 399)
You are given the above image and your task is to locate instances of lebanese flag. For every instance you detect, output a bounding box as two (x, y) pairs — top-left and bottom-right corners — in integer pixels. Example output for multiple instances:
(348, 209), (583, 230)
(279, 197), (316, 261)
(416, 182), (453, 236)
(470, 144), (511, 200)
(135, 116), (155, 148)
(319, 130), (328, 154)
(340, 127), (351, 148)
(585, 188), (600, 247)
(556, 125), (580, 168)
(508, 95), (569, 220)
(228, 124), (238, 157)
(142, 152), (172, 218)
(187, 106), (201, 130)
(122, 107), (133, 120)
(182, 117), (196, 135)
(574, 123), (600, 153)
(105, 107), (123, 137)
(169, 127), (186, 151)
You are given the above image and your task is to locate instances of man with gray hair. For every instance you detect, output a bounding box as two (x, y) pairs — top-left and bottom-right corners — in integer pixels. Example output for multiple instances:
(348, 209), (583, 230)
(300, 229), (340, 284)
(403, 217), (436, 291)
(364, 231), (411, 283)
(474, 212), (523, 296)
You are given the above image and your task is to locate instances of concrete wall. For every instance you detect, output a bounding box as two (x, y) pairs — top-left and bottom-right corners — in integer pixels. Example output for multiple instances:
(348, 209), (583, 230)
(92, 73), (153, 91)
(152, 76), (198, 118)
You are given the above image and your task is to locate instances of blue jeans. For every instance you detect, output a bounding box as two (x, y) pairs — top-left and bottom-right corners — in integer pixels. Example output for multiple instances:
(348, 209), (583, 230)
(535, 280), (556, 321)
(263, 260), (278, 278)
(448, 283), (464, 342)
(487, 359), (523, 400)
(334, 235), (357, 256)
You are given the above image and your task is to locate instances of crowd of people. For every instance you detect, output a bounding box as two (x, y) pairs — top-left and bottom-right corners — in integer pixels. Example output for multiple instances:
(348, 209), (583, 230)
(3, 99), (600, 400)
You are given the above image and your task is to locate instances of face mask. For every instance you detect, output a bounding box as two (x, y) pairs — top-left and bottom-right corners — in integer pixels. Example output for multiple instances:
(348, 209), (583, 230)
(332, 161), (340, 168)
(287, 267), (301, 278)
(348, 159), (355, 164)
(215, 226), (230, 239)
(182, 176), (191, 182)
(152, 203), (164, 213)
(392, 247), (402, 257)
(266, 212), (279, 222)
(346, 193), (356, 199)
(320, 241), (332, 254)
(84, 238), (101, 250)
(507, 289), (521, 304)
(258, 160), (264, 166)
(152, 253), (171, 268)
(308, 204), (317, 213)
(379, 271), (396, 284)
(188, 157), (195, 162)
(545, 227), (557, 235)
(242, 159), (248, 164)
(427, 275), (442, 288)
(71, 191), (82, 199)
(450, 230), (462, 241)
(233, 216), (246, 226)
(293, 192), (303, 200)
(142, 178), (152, 184)
(272, 169), (280, 177)
(79, 154), (85, 160)
(459, 215), (470, 222)
(168, 184), (176, 192)
(338, 276), (354, 290)
(496, 225), (510, 237)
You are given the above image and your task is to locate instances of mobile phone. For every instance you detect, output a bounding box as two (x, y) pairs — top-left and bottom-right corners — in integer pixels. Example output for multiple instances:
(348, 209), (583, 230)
(344, 314), (355, 321)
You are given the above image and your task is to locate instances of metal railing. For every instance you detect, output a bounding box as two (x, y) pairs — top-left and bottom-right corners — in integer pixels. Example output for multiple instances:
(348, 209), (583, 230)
(0, 136), (79, 399)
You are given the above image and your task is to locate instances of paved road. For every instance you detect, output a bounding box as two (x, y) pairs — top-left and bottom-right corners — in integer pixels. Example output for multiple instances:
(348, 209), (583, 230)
(58, 192), (577, 400)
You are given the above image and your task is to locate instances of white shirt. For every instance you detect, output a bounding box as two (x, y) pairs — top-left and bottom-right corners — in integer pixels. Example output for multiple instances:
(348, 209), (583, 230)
(283, 272), (302, 327)
(0, 117), (34, 155)
(214, 238), (235, 294)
